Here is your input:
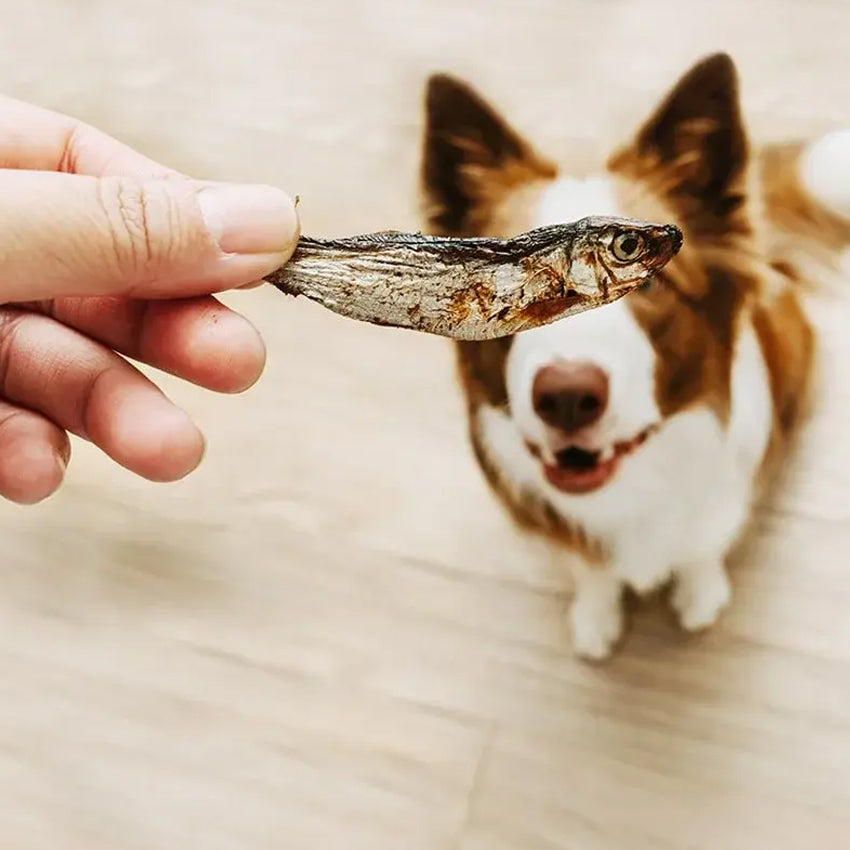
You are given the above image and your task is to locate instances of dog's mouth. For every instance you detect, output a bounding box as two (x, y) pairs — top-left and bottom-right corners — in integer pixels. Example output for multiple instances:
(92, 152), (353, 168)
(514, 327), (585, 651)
(539, 425), (657, 495)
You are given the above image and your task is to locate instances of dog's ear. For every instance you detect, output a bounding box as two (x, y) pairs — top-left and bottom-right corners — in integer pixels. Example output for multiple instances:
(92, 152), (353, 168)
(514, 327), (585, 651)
(421, 74), (555, 235)
(610, 53), (749, 233)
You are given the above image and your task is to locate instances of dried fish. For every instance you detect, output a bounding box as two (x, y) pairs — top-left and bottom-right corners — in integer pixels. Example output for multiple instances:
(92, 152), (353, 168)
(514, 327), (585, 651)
(267, 215), (683, 341)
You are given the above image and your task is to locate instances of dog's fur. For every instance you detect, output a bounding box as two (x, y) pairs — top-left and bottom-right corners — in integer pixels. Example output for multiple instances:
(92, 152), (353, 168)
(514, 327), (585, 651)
(419, 53), (850, 659)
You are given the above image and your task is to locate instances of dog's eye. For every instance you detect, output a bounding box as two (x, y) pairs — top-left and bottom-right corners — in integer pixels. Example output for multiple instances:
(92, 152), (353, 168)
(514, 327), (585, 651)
(611, 231), (645, 262)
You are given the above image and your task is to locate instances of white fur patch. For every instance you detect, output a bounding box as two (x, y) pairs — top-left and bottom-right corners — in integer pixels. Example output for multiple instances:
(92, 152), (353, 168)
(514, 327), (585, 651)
(484, 322), (771, 592)
(506, 297), (660, 470)
(800, 129), (850, 221)
(536, 176), (622, 224)
(671, 558), (732, 632)
(569, 566), (623, 659)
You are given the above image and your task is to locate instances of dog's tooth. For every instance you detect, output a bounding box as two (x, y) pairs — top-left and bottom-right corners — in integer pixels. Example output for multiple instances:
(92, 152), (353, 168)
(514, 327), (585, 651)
(599, 445), (615, 463)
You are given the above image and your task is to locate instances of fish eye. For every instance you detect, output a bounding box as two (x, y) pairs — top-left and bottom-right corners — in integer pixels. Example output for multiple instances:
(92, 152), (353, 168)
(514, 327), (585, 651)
(611, 231), (645, 262)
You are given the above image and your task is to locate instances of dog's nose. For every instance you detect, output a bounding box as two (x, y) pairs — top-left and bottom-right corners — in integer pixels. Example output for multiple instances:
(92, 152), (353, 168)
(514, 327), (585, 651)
(532, 361), (609, 432)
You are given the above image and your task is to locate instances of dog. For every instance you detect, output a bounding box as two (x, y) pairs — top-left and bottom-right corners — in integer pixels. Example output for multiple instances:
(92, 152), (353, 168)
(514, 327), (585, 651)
(418, 52), (850, 660)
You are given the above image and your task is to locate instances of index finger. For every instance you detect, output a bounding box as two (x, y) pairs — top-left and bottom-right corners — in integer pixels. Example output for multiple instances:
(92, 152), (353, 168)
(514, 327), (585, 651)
(0, 93), (183, 178)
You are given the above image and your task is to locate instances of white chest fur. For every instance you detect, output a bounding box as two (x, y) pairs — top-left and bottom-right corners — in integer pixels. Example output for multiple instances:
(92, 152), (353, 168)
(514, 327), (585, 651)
(478, 315), (773, 590)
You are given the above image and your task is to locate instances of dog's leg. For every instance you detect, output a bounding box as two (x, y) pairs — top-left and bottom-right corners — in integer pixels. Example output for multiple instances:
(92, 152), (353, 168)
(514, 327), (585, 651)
(671, 558), (731, 632)
(568, 561), (623, 660)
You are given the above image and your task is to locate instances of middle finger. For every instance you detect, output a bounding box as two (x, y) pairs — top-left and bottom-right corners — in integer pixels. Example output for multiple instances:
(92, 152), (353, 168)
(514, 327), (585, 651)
(0, 308), (205, 481)
(19, 294), (267, 393)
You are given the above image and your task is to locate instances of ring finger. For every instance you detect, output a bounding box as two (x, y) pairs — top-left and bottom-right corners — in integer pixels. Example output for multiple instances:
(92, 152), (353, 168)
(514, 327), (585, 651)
(0, 398), (69, 504)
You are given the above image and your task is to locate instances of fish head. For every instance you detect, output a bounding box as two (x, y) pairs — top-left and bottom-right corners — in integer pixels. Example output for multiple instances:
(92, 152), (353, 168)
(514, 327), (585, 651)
(565, 216), (684, 300)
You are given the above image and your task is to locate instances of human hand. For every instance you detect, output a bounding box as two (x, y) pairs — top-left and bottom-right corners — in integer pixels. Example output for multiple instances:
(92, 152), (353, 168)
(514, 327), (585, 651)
(0, 94), (300, 504)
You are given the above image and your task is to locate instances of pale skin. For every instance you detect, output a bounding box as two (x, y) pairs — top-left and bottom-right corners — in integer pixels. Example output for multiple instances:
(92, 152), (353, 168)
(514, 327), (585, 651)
(0, 94), (300, 504)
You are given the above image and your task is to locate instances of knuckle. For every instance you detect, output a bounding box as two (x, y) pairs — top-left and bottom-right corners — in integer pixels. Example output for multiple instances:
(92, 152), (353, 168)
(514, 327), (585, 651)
(96, 178), (181, 279)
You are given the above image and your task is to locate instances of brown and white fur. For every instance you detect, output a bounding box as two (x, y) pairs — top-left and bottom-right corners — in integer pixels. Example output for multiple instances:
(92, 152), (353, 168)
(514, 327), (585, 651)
(419, 52), (850, 660)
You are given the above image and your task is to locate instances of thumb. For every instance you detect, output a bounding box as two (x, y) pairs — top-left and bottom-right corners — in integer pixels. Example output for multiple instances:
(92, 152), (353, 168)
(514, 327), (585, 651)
(0, 169), (300, 302)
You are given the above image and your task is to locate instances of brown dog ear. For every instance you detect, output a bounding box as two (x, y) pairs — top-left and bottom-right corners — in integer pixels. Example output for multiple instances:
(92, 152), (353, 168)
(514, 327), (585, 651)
(421, 73), (555, 235)
(610, 53), (749, 234)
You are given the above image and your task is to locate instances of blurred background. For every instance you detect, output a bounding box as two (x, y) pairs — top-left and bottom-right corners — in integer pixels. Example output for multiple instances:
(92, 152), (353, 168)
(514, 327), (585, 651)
(0, 1), (849, 848)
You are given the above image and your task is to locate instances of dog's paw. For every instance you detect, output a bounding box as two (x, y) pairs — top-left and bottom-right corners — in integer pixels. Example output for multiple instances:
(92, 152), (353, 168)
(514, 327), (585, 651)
(570, 595), (623, 661)
(672, 561), (731, 632)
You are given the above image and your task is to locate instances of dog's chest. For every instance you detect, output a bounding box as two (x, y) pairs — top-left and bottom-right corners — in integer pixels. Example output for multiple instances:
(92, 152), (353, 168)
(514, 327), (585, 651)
(475, 319), (774, 587)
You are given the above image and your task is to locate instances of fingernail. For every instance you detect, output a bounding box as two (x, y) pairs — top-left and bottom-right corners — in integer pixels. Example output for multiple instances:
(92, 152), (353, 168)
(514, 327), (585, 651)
(197, 184), (300, 257)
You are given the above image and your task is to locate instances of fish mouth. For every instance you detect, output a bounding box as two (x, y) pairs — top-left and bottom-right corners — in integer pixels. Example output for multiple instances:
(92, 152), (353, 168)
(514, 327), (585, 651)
(539, 424), (658, 495)
(657, 223), (683, 255)
(649, 223), (684, 269)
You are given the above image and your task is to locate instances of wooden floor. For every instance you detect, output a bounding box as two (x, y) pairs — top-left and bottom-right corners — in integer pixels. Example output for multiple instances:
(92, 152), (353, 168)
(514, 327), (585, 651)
(1, 1), (850, 847)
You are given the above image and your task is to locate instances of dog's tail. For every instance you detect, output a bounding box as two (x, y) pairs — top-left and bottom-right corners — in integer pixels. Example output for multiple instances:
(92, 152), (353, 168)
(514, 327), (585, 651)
(759, 131), (850, 282)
